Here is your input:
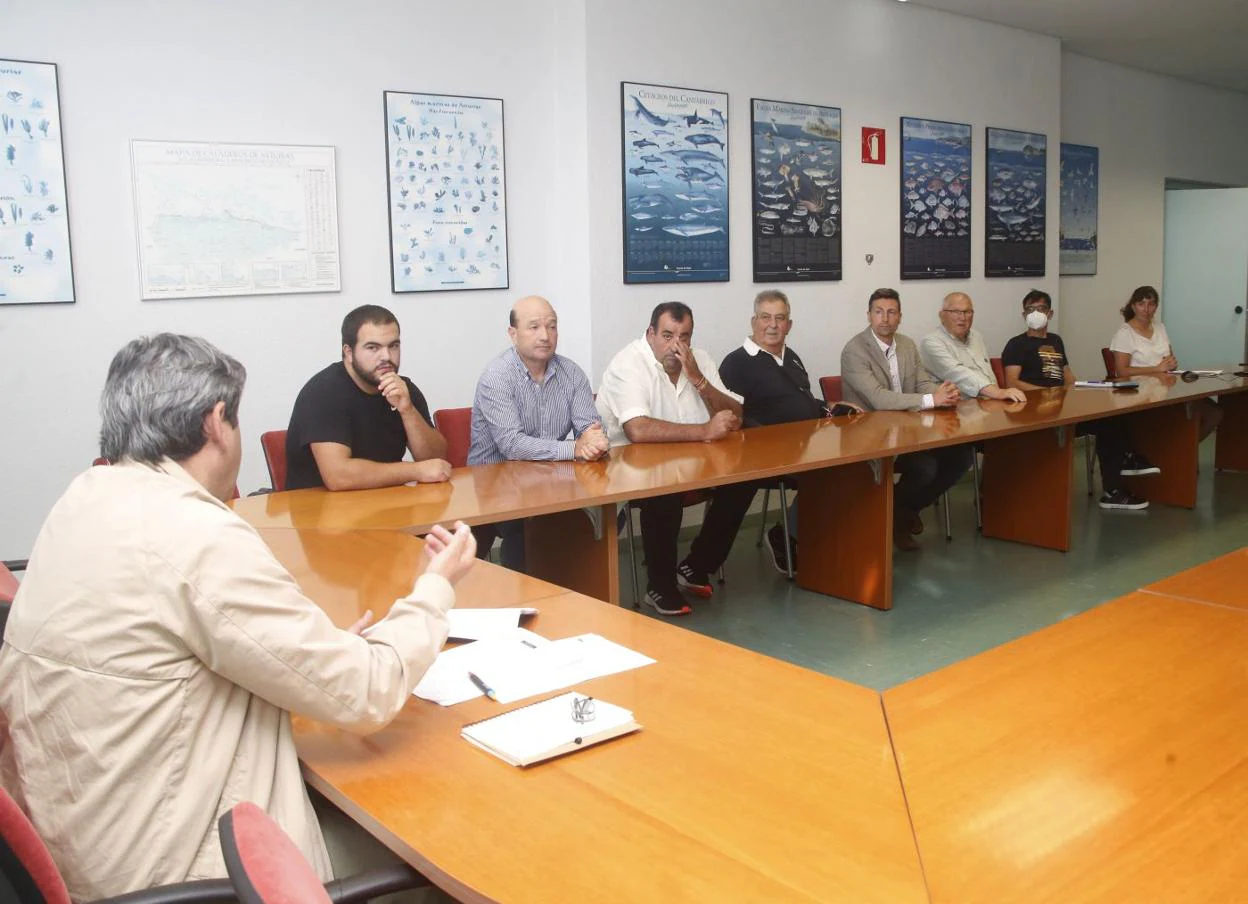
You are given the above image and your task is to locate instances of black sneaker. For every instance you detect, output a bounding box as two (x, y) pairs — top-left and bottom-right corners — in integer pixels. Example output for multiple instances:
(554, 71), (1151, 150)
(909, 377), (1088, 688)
(643, 587), (692, 616)
(766, 525), (797, 575)
(1099, 489), (1149, 510)
(1119, 452), (1160, 476)
(676, 562), (713, 598)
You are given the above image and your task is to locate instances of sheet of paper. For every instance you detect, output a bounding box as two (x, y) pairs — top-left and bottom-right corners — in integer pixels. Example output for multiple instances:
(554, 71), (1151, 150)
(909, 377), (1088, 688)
(473, 633), (656, 704)
(412, 628), (550, 706)
(447, 607), (538, 641)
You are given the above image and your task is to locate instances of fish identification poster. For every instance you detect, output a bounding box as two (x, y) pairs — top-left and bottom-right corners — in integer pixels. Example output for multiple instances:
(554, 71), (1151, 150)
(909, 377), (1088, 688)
(621, 82), (728, 284)
(985, 127), (1046, 278)
(900, 117), (972, 280)
(751, 98), (841, 282)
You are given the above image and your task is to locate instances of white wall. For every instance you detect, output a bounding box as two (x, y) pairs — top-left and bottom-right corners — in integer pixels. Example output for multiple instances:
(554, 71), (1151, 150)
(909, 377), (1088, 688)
(1060, 53), (1248, 376)
(0, 0), (592, 559)
(584, 0), (1062, 386)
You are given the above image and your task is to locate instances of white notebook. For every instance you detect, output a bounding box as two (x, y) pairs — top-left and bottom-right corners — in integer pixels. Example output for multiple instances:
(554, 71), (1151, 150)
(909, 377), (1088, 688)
(461, 692), (640, 767)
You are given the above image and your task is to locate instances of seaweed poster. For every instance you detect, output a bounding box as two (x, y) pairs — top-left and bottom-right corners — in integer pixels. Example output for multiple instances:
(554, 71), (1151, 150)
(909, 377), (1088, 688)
(384, 91), (508, 293)
(751, 98), (841, 283)
(900, 117), (971, 280)
(1059, 142), (1098, 276)
(985, 127), (1046, 278)
(621, 82), (728, 284)
(0, 59), (74, 305)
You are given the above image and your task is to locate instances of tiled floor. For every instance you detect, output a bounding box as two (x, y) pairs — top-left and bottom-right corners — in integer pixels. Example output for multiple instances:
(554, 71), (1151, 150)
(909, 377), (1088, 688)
(620, 440), (1248, 690)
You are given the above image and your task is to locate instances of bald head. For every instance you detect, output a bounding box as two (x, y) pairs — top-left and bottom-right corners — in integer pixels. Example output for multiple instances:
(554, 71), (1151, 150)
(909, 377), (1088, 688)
(508, 295), (559, 372)
(939, 292), (974, 341)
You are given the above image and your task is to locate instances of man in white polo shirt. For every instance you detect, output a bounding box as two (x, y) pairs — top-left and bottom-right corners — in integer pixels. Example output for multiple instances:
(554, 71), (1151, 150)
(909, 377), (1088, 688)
(597, 302), (754, 616)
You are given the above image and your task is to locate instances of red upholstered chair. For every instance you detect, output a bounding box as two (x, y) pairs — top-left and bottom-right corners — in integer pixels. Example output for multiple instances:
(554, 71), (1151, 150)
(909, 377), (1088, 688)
(990, 357), (1007, 389)
(0, 784), (236, 903)
(1101, 346), (1118, 380)
(219, 802), (425, 904)
(0, 562), (17, 606)
(432, 407), (472, 469)
(260, 430), (288, 492)
(818, 375), (843, 403)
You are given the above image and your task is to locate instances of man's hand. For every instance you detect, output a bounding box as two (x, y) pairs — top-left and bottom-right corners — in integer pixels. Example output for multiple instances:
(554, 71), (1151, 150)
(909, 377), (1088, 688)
(932, 382), (961, 408)
(346, 610), (375, 635)
(982, 384), (1027, 403)
(672, 340), (704, 386)
(823, 400), (864, 416)
(574, 423), (610, 461)
(702, 409), (741, 442)
(423, 521), (477, 585)
(378, 372), (414, 414)
(410, 458), (453, 483)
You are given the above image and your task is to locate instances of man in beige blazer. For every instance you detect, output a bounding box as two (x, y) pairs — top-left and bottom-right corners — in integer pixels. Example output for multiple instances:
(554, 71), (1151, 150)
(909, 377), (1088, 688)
(841, 288), (972, 550)
(0, 333), (477, 900)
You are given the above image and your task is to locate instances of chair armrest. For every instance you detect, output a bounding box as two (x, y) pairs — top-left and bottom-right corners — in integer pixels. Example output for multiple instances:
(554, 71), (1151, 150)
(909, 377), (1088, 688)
(324, 864), (428, 903)
(93, 878), (239, 904)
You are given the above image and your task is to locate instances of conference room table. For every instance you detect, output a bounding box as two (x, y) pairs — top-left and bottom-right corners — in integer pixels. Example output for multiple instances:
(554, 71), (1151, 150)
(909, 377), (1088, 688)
(234, 372), (1248, 611)
(262, 528), (929, 903)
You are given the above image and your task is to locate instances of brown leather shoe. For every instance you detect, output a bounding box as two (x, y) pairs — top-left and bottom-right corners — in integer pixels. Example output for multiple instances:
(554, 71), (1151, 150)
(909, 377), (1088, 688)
(896, 506), (924, 536)
(908, 509), (924, 536)
(893, 522), (920, 551)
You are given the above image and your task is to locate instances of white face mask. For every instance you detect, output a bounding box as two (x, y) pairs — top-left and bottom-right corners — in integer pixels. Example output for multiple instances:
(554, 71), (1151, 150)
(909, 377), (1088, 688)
(1025, 310), (1049, 330)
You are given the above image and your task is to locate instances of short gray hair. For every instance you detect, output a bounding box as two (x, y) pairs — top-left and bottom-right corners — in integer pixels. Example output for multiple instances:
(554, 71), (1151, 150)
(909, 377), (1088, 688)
(99, 333), (246, 464)
(753, 289), (790, 314)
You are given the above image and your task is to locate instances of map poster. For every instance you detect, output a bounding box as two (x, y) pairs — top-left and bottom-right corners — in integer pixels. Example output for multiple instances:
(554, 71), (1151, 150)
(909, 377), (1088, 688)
(621, 81), (728, 284)
(751, 98), (841, 283)
(130, 140), (340, 300)
(0, 59), (75, 305)
(384, 91), (508, 293)
(985, 127), (1046, 278)
(900, 117), (972, 280)
(1059, 142), (1098, 276)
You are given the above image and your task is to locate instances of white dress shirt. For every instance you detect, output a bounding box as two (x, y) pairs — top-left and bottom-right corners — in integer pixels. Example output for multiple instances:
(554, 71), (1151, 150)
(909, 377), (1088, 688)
(873, 332), (934, 409)
(920, 325), (996, 399)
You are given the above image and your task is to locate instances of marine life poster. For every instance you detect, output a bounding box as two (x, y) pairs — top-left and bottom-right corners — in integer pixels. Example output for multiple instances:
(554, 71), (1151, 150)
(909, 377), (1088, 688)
(0, 59), (74, 305)
(384, 91), (508, 293)
(900, 117), (971, 280)
(985, 127), (1047, 278)
(751, 98), (841, 283)
(1059, 142), (1098, 276)
(621, 82), (728, 284)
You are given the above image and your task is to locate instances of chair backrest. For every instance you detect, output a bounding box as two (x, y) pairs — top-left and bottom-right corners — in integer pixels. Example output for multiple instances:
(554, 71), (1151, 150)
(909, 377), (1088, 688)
(260, 430), (288, 493)
(818, 376), (843, 404)
(1101, 346), (1118, 380)
(0, 785), (72, 904)
(990, 357), (1007, 389)
(433, 408), (473, 469)
(219, 803), (332, 904)
(0, 563), (18, 606)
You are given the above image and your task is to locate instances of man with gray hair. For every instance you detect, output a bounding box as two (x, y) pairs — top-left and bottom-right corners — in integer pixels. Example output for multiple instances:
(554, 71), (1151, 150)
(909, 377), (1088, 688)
(0, 333), (477, 900)
(920, 291), (1027, 402)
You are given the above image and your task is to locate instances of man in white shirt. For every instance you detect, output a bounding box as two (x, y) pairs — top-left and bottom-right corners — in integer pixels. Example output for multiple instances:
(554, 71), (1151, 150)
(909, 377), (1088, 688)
(0, 333), (477, 900)
(597, 302), (754, 616)
(920, 292), (1027, 402)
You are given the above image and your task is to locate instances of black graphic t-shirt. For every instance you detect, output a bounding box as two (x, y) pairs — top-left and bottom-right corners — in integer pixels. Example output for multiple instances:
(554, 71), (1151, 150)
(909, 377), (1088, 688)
(1001, 332), (1069, 387)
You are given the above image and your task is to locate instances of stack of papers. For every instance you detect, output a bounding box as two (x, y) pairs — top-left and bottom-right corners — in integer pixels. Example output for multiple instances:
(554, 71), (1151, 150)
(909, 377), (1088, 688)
(413, 628), (654, 706)
(462, 691), (640, 767)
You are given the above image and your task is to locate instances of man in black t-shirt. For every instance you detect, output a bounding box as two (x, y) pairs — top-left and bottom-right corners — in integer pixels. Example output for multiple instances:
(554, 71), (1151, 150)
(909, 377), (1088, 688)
(285, 305), (452, 491)
(719, 289), (862, 573)
(1001, 289), (1158, 510)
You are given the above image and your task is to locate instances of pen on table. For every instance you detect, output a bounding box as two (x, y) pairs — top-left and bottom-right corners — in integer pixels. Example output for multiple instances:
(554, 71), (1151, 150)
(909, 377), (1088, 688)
(468, 671), (498, 701)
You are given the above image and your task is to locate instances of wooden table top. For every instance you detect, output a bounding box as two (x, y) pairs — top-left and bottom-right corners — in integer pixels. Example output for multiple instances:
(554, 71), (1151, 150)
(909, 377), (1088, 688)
(1142, 546), (1248, 611)
(882, 590), (1248, 903)
(234, 373), (1248, 534)
(265, 531), (927, 904)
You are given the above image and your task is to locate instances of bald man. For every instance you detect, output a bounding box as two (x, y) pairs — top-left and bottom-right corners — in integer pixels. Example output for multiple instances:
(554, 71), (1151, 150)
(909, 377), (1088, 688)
(920, 292), (1026, 402)
(467, 296), (608, 569)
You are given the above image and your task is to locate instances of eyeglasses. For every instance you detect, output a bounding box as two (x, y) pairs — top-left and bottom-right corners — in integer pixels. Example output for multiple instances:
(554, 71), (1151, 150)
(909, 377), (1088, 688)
(1024, 305), (1051, 314)
(755, 313), (790, 324)
(941, 309), (973, 318)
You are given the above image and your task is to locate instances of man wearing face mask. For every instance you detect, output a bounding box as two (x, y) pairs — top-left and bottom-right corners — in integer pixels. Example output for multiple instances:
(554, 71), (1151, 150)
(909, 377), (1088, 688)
(1001, 289), (1159, 510)
(286, 305), (451, 491)
(597, 302), (754, 616)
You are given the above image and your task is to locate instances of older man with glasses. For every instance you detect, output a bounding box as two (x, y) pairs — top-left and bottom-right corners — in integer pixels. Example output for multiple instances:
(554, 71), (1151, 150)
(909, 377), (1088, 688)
(921, 292), (1026, 402)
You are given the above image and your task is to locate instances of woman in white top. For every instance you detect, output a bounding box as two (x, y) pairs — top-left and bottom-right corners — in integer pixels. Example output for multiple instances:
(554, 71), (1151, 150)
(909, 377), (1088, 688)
(1110, 285), (1221, 440)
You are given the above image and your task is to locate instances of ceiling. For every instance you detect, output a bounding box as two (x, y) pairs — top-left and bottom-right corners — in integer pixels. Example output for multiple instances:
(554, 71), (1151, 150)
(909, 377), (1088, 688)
(907, 0), (1248, 94)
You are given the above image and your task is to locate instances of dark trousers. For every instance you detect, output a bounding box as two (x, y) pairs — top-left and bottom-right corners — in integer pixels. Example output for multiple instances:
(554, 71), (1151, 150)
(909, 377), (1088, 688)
(471, 519), (526, 572)
(1077, 418), (1128, 493)
(895, 444), (974, 513)
(636, 482), (757, 594)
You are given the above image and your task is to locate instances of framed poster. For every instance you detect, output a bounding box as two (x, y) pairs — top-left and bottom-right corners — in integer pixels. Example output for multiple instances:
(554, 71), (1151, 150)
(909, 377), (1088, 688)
(1059, 142), (1098, 276)
(131, 141), (340, 300)
(751, 98), (841, 283)
(0, 59), (75, 305)
(621, 81), (728, 284)
(985, 127), (1046, 278)
(384, 91), (508, 293)
(900, 117), (971, 280)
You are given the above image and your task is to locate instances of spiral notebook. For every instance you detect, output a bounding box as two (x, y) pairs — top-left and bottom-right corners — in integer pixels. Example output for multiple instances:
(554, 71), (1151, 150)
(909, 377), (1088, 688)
(461, 692), (640, 767)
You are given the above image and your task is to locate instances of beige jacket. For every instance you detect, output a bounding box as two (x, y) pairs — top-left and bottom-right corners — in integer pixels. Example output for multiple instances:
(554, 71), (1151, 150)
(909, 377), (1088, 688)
(0, 460), (452, 901)
(840, 327), (939, 411)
